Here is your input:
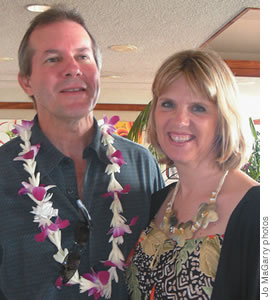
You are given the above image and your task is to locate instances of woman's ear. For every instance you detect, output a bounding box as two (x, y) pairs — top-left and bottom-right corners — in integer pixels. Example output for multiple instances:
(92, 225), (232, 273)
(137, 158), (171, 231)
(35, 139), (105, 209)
(17, 73), (34, 97)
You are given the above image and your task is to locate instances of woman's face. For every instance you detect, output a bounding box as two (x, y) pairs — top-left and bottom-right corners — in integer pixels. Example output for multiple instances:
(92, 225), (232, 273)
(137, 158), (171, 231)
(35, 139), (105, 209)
(154, 76), (218, 168)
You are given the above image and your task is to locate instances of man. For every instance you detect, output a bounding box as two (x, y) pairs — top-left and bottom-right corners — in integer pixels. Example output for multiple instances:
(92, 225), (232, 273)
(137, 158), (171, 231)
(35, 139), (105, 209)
(0, 7), (164, 300)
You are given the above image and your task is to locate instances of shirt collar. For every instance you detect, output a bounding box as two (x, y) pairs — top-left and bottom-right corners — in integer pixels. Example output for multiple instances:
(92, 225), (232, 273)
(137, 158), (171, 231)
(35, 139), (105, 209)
(30, 115), (109, 178)
(83, 118), (110, 164)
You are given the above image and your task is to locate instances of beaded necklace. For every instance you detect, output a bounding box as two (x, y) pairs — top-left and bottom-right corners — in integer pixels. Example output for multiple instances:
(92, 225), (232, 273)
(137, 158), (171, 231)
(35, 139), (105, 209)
(161, 170), (228, 247)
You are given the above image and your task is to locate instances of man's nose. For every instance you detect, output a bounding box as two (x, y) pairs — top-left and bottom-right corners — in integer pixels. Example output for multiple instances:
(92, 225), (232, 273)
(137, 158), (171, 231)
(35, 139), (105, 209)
(63, 58), (82, 77)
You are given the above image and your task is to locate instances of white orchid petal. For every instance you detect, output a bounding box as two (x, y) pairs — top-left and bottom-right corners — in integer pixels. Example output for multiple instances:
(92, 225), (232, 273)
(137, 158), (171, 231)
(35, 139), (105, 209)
(48, 230), (62, 249)
(53, 248), (69, 263)
(105, 164), (120, 175)
(67, 270), (80, 285)
(106, 144), (116, 156)
(108, 267), (118, 283)
(110, 198), (123, 213)
(108, 175), (123, 192)
(79, 277), (99, 293)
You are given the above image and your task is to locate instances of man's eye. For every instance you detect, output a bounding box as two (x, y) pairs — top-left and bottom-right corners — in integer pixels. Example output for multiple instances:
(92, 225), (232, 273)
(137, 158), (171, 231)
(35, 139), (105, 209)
(45, 57), (59, 63)
(78, 55), (90, 61)
(192, 104), (206, 112)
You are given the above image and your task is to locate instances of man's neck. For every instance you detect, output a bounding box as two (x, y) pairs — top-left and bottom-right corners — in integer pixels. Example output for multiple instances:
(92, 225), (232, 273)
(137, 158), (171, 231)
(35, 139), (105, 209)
(38, 113), (95, 160)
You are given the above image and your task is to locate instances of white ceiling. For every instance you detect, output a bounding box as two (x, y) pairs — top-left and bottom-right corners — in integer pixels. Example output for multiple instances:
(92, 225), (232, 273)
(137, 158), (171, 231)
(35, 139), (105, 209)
(0, 0), (260, 110)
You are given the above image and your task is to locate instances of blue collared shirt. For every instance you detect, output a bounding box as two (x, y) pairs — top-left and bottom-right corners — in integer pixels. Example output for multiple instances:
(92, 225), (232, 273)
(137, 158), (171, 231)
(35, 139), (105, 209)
(0, 116), (164, 299)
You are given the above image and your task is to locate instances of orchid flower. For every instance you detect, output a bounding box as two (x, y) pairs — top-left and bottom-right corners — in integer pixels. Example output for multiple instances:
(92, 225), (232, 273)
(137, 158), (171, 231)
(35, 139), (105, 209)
(103, 180), (130, 198)
(14, 143), (40, 160)
(18, 181), (55, 201)
(109, 150), (126, 167)
(100, 115), (120, 135)
(107, 223), (131, 238)
(80, 270), (110, 299)
(107, 241), (126, 270)
(12, 120), (34, 135)
(31, 201), (58, 225)
(34, 218), (69, 243)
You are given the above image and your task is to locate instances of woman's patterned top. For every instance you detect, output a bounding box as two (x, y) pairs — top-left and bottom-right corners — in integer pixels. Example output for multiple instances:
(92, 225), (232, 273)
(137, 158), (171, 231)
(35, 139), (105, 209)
(126, 221), (223, 300)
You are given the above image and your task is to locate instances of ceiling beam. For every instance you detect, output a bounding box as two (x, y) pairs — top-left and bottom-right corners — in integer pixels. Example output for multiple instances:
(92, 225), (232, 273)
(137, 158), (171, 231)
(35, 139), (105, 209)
(200, 8), (259, 48)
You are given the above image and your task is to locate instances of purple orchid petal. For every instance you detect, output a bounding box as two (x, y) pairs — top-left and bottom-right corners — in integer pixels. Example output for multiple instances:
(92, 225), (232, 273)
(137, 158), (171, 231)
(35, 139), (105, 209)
(94, 290), (102, 300)
(18, 187), (28, 196)
(23, 144), (40, 160)
(111, 227), (125, 238)
(13, 120), (34, 135)
(101, 191), (113, 198)
(49, 217), (70, 231)
(104, 260), (117, 267)
(110, 150), (126, 167)
(34, 226), (48, 242)
(18, 182), (32, 195)
(120, 184), (130, 194)
(87, 287), (98, 297)
(102, 115), (120, 135)
(55, 276), (63, 289)
(104, 259), (126, 270)
(32, 186), (46, 201)
(83, 272), (97, 283)
(103, 115), (108, 124)
(97, 271), (110, 285)
(21, 120), (34, 128)
(108, 224), (132, 238)
(129, 216), (138, 227)
(22, 150), (35, 159)
(55, 217), (70, 229)
(108, 115), (120, 126)
(12, 128), (18, 135)
(102, 184), (130, 199)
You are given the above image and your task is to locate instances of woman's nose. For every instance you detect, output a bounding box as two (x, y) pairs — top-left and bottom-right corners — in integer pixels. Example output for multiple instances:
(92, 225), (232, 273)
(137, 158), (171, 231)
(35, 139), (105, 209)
(174, 108), (190, 126)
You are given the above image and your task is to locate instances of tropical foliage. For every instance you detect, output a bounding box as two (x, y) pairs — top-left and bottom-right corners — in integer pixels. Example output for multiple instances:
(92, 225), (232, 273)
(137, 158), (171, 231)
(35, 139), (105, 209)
(242, 117), (260, 182)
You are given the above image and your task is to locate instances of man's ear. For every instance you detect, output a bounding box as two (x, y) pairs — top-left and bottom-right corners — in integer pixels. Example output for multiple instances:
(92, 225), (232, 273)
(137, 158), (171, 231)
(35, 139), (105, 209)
(17, 73), (33, 97)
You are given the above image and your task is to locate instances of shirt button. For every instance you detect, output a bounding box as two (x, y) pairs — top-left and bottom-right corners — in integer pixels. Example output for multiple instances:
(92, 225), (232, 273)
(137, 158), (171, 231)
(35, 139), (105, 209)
(67, 189), (74, 195)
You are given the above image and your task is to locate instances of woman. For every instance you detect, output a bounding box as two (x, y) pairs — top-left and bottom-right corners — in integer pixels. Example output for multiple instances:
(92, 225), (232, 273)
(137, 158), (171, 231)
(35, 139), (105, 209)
(125, 49), (259, 300)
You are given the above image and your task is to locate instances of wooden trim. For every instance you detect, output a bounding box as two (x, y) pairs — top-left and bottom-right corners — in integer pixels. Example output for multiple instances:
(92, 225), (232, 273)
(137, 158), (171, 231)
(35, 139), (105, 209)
(225, 60), (260, 77)
(0, 102), (33, 109)
(200, 8), (260, 77)
(0, 102), (147, 111)
(95, 103), (147, 111)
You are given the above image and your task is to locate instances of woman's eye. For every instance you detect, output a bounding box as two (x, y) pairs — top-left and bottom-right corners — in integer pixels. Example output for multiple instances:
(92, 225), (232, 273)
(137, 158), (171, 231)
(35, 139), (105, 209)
(160, 100), (174, 109)
(192, 104), (206, 113)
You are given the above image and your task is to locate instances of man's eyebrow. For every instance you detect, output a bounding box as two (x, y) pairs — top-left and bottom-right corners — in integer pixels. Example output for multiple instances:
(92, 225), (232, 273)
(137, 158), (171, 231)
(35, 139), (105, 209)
(43, 49), (61, 55)
(76, 47), (92, 52)
(43, 48), (92, 54)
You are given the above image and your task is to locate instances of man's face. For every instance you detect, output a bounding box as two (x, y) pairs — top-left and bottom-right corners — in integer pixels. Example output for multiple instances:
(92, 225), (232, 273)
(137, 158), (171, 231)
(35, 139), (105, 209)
(18, 21), (100, 122)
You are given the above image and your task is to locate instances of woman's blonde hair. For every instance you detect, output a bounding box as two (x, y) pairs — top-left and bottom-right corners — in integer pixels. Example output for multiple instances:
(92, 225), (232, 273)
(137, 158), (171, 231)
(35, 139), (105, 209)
(147, 49), (247, 170)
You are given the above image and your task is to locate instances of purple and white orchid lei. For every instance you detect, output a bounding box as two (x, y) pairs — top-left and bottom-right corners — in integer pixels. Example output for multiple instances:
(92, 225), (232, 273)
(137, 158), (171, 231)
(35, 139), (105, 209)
(13, 116), (137, 299)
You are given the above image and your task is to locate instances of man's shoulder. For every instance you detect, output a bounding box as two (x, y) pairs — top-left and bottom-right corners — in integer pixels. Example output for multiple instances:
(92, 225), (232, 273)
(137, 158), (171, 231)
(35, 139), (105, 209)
(0, 137), (21, 162)
(113, 134), (152, 156)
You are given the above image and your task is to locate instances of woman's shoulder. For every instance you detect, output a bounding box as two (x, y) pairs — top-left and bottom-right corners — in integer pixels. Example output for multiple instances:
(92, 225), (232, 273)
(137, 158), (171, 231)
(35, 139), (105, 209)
(225, 169), (259, 204)
(150, 182), (177, 221)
